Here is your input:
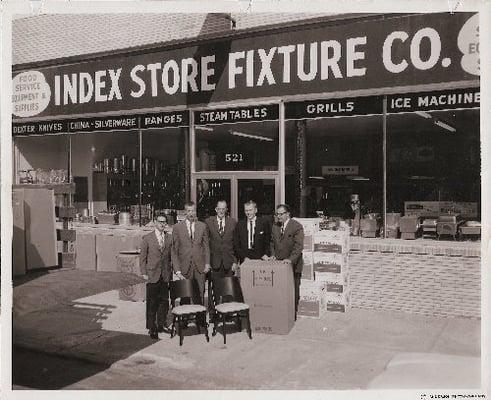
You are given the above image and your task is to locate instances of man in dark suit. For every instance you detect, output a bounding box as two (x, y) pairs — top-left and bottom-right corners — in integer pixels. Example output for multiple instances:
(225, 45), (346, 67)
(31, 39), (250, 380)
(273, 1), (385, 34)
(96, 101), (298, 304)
(234, 200), (271, 264)
(205, 200), (237, 320)
(171, 201), (211, 307)
(140, 214), (173, 339)
(270, 204), (304, 320)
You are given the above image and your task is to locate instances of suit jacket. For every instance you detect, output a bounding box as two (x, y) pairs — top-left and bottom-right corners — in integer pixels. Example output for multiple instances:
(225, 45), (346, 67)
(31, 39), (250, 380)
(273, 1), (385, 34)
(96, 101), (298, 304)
(271, 218), (304, 274)
(139, 231), (173, 283)
(234, 216), (271, 263)
(205, 215), (237, 271)
(171, 220), (210, 276)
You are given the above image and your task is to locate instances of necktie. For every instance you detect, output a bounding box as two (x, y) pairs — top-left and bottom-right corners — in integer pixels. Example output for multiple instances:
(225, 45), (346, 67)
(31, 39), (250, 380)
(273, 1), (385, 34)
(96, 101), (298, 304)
(190, 223), (194, 240)
(219, 219), (224, 235)
(280, 224), (284, 237)
(248, 220), (253, 249)
(159, 233), (164, 250)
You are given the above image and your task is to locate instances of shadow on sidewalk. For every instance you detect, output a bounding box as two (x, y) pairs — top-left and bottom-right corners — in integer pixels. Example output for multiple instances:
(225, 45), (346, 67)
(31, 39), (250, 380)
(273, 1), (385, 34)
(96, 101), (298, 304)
(13, 346), (110, 390)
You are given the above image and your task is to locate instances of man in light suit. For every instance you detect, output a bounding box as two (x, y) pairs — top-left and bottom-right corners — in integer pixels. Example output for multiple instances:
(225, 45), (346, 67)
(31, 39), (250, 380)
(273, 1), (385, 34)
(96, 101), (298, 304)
(140, 214), (173, 339)
(205, 200), (237, 320)
(234, 200), (271, 264)
(270, 204), (304, 320)
(171, 201), (211, 307)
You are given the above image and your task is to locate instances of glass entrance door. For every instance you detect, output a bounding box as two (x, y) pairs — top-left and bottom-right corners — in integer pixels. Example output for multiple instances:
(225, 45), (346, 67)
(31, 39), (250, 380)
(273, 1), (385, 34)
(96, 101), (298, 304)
(196, 178), (232, 220)
(236, 178), (277, 220)
(193, 174), (279, 221)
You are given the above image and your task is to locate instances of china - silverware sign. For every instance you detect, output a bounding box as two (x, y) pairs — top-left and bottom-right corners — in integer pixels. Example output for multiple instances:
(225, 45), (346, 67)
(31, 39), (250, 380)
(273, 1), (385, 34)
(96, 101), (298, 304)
(12, 13), (478, 119)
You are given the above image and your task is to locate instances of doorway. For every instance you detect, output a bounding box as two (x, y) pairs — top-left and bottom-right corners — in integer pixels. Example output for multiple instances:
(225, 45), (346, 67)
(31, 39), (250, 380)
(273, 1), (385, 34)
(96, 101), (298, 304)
(193, 173), (280, 221)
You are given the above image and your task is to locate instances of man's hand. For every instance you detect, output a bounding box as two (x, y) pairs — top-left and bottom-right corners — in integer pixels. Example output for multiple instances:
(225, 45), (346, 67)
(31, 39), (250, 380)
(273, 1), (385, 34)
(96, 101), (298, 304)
(204, 264), (211, 274)
(282, 259), (292, 264)
(261, 255), (270, 261)
(141, 274), (148, 281)
(231, 262), (238, 272)
(175, 271), (185, 280)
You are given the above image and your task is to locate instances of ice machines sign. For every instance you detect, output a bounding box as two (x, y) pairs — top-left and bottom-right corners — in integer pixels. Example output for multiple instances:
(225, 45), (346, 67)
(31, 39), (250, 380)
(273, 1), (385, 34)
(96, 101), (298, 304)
(12, 12), (478, 119)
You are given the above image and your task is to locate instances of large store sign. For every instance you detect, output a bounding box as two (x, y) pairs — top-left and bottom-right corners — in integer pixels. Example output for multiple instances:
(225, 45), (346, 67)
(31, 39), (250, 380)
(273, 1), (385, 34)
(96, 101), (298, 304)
(12, 12), (478, 119)
(12, 110), (189, 136)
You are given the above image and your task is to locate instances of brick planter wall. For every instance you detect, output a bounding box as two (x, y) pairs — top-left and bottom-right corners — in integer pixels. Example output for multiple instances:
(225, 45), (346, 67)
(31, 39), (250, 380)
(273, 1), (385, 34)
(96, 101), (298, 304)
(349, 238), (481, 319)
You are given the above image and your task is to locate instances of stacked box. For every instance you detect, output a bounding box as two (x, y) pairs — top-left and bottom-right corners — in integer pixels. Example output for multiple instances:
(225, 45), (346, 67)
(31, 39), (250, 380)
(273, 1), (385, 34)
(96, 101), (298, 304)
(301, 251), (314, 281)
(313, 252), (348, 274)
(295, 218), (321, 251)
(298, 280), (327, 318)
(312, 230), (350, 312)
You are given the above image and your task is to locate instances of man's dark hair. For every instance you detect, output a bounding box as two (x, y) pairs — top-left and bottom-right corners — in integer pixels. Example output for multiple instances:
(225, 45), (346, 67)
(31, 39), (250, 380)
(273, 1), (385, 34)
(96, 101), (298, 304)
(276, 204), (291, 214)
(184, 201), (196, 208)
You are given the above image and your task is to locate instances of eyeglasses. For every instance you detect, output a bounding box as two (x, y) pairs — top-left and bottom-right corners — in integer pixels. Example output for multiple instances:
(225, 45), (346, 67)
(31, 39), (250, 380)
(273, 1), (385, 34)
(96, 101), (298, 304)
(276, 211), (287, 216)
(156, 219), (167, 224)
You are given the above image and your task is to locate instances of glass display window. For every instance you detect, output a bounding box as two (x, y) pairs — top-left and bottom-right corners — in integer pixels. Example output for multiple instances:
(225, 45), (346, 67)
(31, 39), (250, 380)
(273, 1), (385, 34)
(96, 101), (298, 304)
(387, 108), (480, 219)
(285, 115), (383, 218)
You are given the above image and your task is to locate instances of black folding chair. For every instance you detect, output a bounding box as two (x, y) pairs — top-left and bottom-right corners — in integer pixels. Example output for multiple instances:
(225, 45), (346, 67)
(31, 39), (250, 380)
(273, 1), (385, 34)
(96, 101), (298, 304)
(170, 279), (209, 346)
(212, 276), (252, 344)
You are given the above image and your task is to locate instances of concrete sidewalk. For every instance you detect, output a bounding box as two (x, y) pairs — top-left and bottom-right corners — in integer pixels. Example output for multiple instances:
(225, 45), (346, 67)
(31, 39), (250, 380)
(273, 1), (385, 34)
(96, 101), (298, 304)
(12, 269), (481, 390)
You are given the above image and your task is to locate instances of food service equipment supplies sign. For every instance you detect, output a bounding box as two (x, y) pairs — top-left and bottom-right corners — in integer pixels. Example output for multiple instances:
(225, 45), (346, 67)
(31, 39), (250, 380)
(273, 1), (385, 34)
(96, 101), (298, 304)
(12, 13), (478, 119)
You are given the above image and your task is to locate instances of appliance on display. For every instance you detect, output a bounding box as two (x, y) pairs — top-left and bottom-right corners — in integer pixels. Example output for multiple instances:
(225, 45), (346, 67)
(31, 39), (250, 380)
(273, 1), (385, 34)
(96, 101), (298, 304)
(437, 214), (462, 240)
(421, 218), (438, 239)
(350, 194), (361, 236)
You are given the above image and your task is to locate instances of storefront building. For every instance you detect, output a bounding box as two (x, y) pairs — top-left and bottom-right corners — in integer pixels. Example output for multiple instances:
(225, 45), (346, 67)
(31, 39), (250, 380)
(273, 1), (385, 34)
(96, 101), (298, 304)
(12, 12), (481, 317)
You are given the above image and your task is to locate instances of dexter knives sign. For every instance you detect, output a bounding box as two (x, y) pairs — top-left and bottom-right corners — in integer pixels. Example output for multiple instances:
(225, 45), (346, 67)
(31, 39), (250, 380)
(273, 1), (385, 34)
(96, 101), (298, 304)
(12, 12), (479, 119)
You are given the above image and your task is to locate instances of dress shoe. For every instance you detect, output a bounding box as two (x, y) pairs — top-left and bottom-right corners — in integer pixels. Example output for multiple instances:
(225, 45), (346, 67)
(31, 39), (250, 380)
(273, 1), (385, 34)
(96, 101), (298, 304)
(149, 330), (158, 340)
(157, 325), (172, 334)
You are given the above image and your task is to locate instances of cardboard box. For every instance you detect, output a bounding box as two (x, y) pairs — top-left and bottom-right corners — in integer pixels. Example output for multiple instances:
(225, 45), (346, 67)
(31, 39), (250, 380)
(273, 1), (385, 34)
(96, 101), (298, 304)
(117, 251), (141, 274)
(315, 271), (349, 285)
(75, 230), (96, 271)
(325, 290), (350, 305)
(325, 303), (346, 312)
(96, 233), (118, 271)
(313, 230), (349, 253)
(302, 251), (314, 280)
(303, 235), (313, 251)
(119, 283), (146, 302)
(240, 259), (295, 334)
(298, 281), (327, 318)
(313, 252), (347, 273)
(294, 218), (321, 236)
(325, 283), (346, 293)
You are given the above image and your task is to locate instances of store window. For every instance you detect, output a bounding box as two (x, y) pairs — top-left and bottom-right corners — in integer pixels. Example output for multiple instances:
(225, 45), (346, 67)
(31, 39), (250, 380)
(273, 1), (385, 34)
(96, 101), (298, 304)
(194, 105), (279, 172)
(14, 134), (69, 185)
(141, 127), (187, 223)
(71, 130), (139, 216)
(285, 97), (383, 219)
(387, 108), (480, 220)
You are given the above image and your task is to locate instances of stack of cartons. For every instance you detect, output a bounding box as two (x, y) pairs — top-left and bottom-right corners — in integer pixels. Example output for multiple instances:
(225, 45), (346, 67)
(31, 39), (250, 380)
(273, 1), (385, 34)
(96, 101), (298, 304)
(294, 218), (321, 282)
(312, 229), (350, 314)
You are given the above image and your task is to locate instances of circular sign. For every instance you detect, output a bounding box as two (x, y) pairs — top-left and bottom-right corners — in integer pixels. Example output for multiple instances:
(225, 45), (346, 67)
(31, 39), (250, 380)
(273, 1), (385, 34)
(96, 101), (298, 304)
(458, 14), (479, 76)
(12, 70), (51, 117)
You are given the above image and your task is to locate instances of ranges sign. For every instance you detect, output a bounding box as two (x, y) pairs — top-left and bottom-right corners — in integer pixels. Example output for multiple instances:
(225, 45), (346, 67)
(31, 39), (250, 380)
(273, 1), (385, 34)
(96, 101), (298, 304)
(12, 12), (479, 119)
